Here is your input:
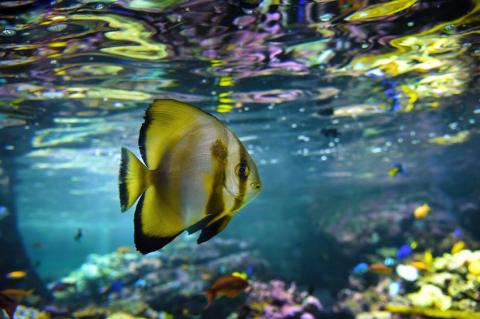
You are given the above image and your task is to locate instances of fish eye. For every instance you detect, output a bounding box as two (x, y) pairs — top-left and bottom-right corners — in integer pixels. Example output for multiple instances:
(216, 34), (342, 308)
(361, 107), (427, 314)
(235, 162), (250, 180)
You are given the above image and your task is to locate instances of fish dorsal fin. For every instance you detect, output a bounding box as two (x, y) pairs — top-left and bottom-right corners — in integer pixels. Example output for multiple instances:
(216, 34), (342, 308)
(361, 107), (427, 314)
(197, 215), (232, 244)
(139, 99), (221, 169)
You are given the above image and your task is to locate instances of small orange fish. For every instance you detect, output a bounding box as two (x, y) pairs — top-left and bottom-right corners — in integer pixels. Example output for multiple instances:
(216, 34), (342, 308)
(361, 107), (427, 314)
(1, 289), (34, 302)
(368, 263), (393, 275)
(410, 261), (427, 270)
(203, 275), (249, 307)
(5, 271), (27, 280)
(201, 273), (211, 281)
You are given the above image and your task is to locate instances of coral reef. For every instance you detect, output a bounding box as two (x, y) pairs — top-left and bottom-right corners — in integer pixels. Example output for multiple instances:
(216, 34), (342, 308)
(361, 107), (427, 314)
(337, 247), (480, 318)
(6, 238), (335, 319)
(236, 280), (323, 319)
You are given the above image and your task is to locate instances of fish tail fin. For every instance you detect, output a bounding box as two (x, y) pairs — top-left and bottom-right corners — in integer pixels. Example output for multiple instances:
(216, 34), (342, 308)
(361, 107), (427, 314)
(119, 147), (149, 212)
(203, 289), (215, 307)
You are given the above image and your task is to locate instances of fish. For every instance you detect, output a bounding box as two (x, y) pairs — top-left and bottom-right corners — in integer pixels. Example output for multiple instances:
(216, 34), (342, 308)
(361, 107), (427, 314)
(352, 262), (368, 275)
(316, 108), (334, 116)
(74, 228), (82, 242)
(429, 131), (470, 145)
(384, 257), (396, 267)
(0, 206), (9, 221)
(231, 271), (248, 280)
(50, 282), (76, 292)
(413, 204), (431, 220)
(451, 241), (465, 254)
(203, 274), (249, 307)
(201, 273), (211, 281)
(1, 289), (33, 302)
(424, 250), (433, 267)
(5, 271), (27, 280)
(453, 228), (463, 237)
(0, 292), (17, 319)
(396, 244), (413, 260)
(368, 263), (393, 275)
(116, 246), (131, 254)
(410, 261), (427, 270)
(320, 127), (340, 138)
(101, 279), (122, 295)
(388, 163), (406, 177)
(119, 99), (262, 254)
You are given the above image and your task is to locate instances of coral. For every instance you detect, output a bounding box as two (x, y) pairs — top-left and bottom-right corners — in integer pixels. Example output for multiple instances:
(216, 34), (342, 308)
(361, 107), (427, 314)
(12, 306), (50, 319)
(106, 313), (143, 319)
(407, 284), (451, 310)
(48, 238), (269, 318)
(338, 246), (480, 319)
(237, 280), (322, 319)
(73, 306), (111, 319)
(384, 304), (480, 319)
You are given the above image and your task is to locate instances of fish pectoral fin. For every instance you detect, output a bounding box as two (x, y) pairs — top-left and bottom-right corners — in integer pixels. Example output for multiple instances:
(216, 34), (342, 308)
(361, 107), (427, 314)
(186, 214), (215, 235)
(223, 289), (242, 298)
(134, 187), (185, 254)
(197, 215), (232, 244)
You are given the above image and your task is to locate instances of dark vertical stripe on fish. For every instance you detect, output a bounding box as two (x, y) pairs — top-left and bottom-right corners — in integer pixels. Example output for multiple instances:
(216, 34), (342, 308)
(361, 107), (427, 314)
(231, 146), (248, 212)
(138, 113), (151, 167)
(205, 139), (227, 215)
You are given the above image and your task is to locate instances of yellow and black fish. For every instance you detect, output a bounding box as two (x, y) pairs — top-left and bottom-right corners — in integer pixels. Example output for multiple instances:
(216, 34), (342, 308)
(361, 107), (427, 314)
(119, 99), (262, 254)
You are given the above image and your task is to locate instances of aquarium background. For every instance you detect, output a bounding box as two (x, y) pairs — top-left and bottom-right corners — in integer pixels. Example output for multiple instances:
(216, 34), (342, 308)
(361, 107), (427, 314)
(1, 0), (480, 318)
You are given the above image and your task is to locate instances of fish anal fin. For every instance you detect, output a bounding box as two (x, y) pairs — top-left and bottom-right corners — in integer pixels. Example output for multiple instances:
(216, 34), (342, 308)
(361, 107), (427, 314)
(203, 289), (215, 308)
(197, 215), (232, 244)
(134, 189), (185, 254)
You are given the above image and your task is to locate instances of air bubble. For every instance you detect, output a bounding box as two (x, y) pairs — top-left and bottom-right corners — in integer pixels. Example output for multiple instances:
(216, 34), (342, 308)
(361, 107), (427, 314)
(320, 13), (334, 22)
(1, 28), (16, 37)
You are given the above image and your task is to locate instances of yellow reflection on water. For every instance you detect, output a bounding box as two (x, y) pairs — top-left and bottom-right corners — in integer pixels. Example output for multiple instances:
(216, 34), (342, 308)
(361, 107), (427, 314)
(336, 0), (480, 111)
(345, 0), (417, 22)
(66, 13), (168, 60)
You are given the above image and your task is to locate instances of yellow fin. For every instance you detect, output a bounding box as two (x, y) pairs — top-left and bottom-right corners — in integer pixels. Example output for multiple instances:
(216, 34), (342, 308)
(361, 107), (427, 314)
(134, 186), (186, 254)
(139, 99), (222, 169)
(119, 148), (149, 212)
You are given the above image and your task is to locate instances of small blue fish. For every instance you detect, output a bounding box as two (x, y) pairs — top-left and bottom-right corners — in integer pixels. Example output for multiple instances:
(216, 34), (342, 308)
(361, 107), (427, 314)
(353, 263), (368, 275)
(100, 279), (122, 295)
(453, 228), (463, 237)
(110, 279), (122, 293)
(134, 279), (146, 288)
(397, 244), (413, 260)
(0, 206), (9, 220)
(384, 257), (395, 267)
(245, 266), (254, 277)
